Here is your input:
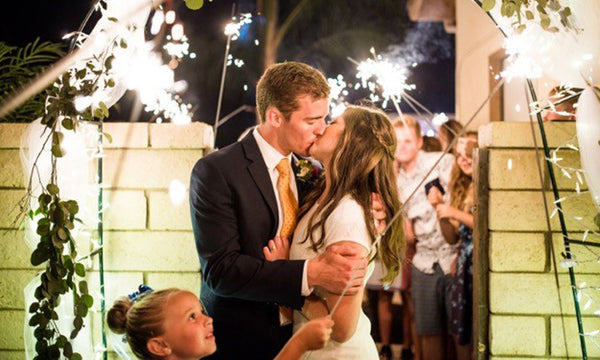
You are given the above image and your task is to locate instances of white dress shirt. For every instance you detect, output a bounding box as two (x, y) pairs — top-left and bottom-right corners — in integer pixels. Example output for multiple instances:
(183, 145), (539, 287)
(397, 151), (457, 274)
(253, 129), (312, 299)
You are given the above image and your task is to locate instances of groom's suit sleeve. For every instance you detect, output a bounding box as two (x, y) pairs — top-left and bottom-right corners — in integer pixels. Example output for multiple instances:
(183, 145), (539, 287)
(190, 156), (305, 310)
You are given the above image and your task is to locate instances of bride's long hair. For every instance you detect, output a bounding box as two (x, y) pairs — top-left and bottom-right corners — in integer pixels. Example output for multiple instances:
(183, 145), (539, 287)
(299, 105), (404, 284)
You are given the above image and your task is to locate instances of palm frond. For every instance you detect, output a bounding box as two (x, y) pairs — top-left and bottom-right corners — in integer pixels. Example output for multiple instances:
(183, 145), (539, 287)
(0, 38), (65, 123)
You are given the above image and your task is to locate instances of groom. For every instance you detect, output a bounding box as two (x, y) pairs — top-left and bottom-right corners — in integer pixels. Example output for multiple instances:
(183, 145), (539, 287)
(190, 62), (368, 359)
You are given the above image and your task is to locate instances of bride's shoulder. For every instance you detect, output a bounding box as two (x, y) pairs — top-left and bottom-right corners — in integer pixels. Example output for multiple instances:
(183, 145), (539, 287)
(329, 195), (365, 219)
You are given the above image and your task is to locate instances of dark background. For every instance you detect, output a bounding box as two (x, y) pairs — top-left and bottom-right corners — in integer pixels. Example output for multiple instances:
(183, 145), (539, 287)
(0, 0), (455, 148)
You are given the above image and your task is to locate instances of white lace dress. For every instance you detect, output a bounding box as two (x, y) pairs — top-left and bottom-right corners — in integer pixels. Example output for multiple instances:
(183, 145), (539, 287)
(290, 196), (377, 360)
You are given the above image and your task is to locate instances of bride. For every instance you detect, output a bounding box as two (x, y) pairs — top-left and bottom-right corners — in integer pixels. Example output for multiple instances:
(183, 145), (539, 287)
(265, 105), (404, 359)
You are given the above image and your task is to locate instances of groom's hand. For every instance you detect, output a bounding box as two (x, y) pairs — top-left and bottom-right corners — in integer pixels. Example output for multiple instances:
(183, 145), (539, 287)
(306, 243), (367, 295)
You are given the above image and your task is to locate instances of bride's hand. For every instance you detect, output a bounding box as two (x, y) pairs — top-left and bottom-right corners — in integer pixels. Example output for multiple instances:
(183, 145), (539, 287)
(263, 236), (290, 261)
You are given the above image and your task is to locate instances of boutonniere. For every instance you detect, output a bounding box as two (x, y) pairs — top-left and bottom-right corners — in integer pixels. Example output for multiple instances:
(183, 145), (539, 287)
(295, 159), (320, 183)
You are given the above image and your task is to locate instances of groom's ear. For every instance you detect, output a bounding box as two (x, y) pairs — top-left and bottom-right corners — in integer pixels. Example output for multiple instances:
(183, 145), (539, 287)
(266, 107), (284, 127)
(147, 337), (172, 357)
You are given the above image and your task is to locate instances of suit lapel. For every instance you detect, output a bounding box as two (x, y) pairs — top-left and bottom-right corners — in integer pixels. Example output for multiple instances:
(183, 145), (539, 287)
(241, 134), (279, 222)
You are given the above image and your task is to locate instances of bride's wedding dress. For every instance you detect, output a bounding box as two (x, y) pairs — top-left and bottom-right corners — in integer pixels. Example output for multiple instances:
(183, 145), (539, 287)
(290, 195), (378, 360)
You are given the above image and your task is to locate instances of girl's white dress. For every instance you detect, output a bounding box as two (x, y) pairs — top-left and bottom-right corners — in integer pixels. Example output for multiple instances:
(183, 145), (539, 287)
(290, 195), (378, 360)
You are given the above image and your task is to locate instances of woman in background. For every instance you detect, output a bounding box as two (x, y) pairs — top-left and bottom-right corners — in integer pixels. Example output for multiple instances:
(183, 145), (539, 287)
(427, 133), (477, 360)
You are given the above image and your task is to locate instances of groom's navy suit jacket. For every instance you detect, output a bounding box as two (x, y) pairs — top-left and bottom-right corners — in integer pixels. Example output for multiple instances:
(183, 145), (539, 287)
(190, 133), (314, 359)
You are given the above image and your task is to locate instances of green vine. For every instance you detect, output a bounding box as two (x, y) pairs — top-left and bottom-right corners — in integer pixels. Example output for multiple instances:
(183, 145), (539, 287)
(481, 0), (573, 33)
(20, 25), (129, 360)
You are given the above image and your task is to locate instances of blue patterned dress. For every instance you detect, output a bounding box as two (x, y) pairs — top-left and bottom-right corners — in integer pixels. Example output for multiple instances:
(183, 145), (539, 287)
(449, 210), (473, 345)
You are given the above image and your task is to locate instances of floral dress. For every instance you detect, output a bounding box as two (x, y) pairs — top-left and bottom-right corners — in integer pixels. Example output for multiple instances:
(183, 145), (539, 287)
(449, 193), (474, 345)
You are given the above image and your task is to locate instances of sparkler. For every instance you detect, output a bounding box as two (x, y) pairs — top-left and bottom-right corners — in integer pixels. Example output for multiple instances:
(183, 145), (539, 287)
(224, 13), (253, 41)
(214, 9), (253, 147)
(327, 75), (348, 118)
(0, 0), (194, 124)
(111, 40), (193, 124)
(347, 49), (444, 133)
(164, 37), (190, 59)
(501, 27), (546, 81)
(355, 52), (415, 104)
(351, 48), (416, 123)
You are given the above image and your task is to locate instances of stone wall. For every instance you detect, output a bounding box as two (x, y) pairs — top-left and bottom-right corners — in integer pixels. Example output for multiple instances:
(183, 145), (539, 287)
(0, 122), (213, 359)
(479, 121), (600, 359)
(3, 120), (599, 359)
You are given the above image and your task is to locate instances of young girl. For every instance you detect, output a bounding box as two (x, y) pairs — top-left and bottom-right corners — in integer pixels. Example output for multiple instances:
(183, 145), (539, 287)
(107, 286), (334, 360)
(427, 133), (477, 360)
(264, 105), (404, 359)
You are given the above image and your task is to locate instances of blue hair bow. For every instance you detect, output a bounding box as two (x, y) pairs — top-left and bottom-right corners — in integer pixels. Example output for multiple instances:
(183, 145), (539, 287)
(128, 284), (153, 301)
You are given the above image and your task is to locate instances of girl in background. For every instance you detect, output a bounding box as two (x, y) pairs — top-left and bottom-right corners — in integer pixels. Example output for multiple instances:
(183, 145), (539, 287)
(438, 120), (463, 155)
(427, 133), (477, 360)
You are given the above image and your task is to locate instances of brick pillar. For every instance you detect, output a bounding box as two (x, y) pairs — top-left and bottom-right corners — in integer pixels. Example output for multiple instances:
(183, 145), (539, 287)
(478, 121), (600, 358)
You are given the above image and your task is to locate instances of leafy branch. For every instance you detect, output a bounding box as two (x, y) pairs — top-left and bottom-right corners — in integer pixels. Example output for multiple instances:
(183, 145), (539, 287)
(20, 31), (123, 360)
(480, 0), (573, 33)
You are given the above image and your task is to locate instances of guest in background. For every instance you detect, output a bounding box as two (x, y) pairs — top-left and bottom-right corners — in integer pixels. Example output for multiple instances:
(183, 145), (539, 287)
(438, 120), (463, 154)
(394, 116), (456, 360)
(422, 136), (442, 152)
(543, 86), (582, 121)
(427, 132), (478, 360)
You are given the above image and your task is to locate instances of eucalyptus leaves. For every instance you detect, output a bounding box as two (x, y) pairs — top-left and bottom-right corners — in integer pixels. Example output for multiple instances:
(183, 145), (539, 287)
(28, 184), (89, 360)
(481, 0), (573, 33)
(23, 32), (119, 360)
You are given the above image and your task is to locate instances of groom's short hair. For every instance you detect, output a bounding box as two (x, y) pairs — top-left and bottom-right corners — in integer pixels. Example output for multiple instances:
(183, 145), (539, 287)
(256, 61), (330, 124)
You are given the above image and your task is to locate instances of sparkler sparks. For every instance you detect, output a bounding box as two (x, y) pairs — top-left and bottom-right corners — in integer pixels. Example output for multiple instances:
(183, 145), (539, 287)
(224, 13), (252, 41)
(150, 10), (164, 35)
(95, 9), (193, 124)
(501, 27), (546, 81)
(327, 75), (348, 117)
(355, 56), (416, 102)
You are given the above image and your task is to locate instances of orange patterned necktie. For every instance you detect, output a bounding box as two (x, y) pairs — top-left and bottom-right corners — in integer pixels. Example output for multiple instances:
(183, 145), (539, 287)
(275, 158), (297, 325)
(276, 158), (298, 239)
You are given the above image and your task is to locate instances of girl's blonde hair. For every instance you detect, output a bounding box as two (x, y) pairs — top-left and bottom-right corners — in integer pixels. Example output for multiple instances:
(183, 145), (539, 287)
(107, 288), (182, 360)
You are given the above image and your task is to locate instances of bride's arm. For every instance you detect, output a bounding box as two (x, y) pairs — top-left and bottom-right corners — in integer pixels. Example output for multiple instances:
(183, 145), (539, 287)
(302, 241), (368, 343)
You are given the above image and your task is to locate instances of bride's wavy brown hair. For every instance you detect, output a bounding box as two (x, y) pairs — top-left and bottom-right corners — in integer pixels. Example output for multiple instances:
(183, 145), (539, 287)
(299, 105), (404, 284)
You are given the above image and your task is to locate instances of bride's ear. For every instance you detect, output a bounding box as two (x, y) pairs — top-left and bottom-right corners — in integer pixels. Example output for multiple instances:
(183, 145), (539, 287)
(147, 337), (172, 357)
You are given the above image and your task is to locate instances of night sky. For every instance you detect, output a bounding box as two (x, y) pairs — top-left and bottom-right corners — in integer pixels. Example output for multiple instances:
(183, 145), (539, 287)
(0, 0), (455, 148)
